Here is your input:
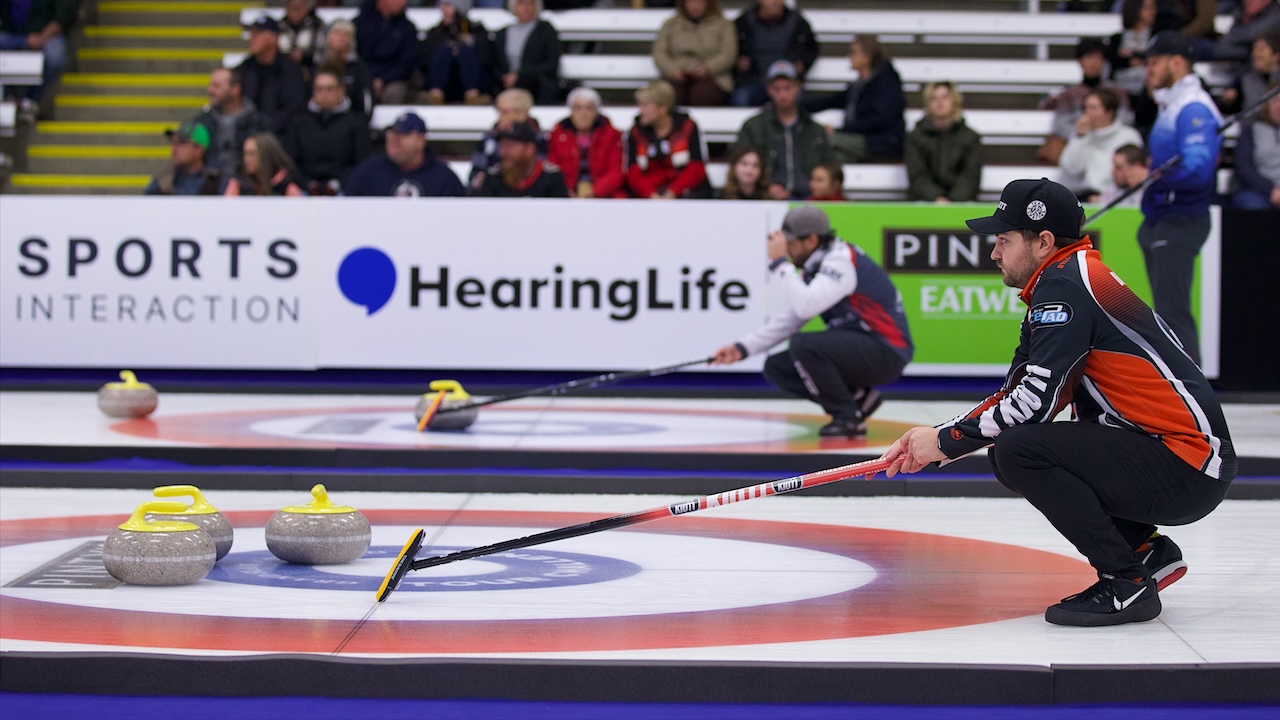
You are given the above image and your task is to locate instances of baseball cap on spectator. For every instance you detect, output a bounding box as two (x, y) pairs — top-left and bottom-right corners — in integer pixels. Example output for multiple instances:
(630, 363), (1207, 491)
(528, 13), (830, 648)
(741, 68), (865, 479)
(1138, 30), (1195, 59)
(497, 120), (538, 144)
(388, 112), (427, 135)
(965, 178), (1083, 239)
(165, 120), (210, 150)
(247, 16), (280, 34)
(765, 60), (799, 83)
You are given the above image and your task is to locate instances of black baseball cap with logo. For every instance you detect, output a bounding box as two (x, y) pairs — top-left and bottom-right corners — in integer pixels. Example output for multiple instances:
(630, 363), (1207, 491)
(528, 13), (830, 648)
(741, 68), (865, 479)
(965, 178), (1084, 240)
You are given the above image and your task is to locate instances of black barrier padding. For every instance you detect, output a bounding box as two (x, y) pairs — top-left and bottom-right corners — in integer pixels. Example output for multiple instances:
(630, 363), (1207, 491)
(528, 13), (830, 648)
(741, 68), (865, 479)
(1219, 209), (1280, 392)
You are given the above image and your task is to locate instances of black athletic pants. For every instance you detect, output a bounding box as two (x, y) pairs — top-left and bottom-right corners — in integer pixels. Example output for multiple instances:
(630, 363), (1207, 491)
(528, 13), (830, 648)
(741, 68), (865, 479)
(990, 422), (1230, 579)
(1137, 211), (1210, 366)
(762, 329), (906, 419)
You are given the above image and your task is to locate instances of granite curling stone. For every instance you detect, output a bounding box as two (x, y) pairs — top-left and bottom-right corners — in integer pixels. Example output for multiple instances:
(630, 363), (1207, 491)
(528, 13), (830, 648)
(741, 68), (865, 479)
(97, 370), (159, 418)
(145, 485), (234, 560)
(103, 500), (216, 586)
(413, 379), (479, 431)
(265, 484), (371, 565)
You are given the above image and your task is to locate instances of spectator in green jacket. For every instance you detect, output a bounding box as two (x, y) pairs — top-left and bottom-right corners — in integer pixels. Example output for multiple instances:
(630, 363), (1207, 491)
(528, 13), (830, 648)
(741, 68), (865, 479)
(732, 60), (831, 199)
(904, 81), (983, 203)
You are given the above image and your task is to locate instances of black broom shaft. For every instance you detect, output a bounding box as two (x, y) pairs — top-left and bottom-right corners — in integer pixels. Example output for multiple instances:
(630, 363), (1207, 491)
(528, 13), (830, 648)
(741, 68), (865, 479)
(436, 356), (713, 414)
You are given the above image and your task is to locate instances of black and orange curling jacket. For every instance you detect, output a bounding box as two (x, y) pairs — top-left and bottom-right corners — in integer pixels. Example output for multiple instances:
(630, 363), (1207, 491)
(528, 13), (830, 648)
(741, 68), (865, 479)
(937, 238), (1236, 482)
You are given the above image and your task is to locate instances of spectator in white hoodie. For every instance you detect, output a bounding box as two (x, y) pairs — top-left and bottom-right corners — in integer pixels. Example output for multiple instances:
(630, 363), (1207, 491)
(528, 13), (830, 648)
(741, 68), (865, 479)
(1059, 87), (1145, 200)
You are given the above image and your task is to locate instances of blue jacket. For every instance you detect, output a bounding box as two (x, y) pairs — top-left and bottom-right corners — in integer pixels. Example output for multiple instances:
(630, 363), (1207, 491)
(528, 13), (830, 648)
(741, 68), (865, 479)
(1142, 74), (1222, 221)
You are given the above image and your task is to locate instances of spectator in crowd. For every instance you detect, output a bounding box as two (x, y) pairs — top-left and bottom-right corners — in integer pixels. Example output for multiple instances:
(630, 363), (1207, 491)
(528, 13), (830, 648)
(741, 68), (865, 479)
(1232, 85), (1280, 209)
(420, 0), (493, 105)
(1097, 143), (1151, 207)
(145, 121), (222, 196)
(1059, 87), (1145, 199)
(1139, 30), (1222, 365)
(1039, 38), (1129, 165)
(905, 81), (983, 204)
(0, 0), (77, 114)
(237, 17), (309, 133)
(652, 0), (737, 107)
(475, 119), (570, 197)
(355, 0), (420, 104)
(1151, 0), (1216, 58)
(1108, 0), (1158, 96)
(317, 20), (374, 118)
(344, 111), (466, 196)
(492, 0), (563, 104)
(734, 60), (830, 199)
(805, 35), (906, 163)
(223, 132), (306, 196)
(1221, 34), (1280, 114)
(546, 87), (625, 198)
(283, 68), (372, 195)
(195, 67), (269, 182)
(625, 79), (712, 199)
(717, 147), (769, 200)
(1215, 0), (1280, 63)
(731, 0), (818, 107)
(469, 88), (545, 190)
(279, 0), (327, 73)
(1110, 0), (1161, 136)
(807, 162), (844, 202)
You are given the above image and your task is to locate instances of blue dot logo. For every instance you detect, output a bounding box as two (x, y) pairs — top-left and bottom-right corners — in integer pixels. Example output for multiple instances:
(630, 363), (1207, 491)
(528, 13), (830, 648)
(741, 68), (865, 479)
(338, 247), (396, 315)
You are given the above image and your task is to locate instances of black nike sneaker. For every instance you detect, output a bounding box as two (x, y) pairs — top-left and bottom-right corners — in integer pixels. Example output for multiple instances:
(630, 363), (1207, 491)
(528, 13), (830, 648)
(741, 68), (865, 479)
(819, 414), (867, 437)
(1137, 533), (1187, 591)
(1045, 574), (1161, 627)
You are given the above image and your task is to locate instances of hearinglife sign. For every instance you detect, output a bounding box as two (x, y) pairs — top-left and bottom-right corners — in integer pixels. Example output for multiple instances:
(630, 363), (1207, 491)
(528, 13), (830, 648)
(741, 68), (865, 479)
(0, 197), (1218, 376)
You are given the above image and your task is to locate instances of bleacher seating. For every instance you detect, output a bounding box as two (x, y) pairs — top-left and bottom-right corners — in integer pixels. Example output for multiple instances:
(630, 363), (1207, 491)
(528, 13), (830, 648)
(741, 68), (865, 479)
(371, 104), (1056, 147)
(0, 51), (43, 138)
(441, 158), (1063, 201)
(241, 7), (1237, 52)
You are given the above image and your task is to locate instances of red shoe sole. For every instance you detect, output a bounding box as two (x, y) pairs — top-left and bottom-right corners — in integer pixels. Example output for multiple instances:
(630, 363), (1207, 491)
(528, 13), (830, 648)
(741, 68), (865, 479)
(1155, 563), (1187, 591)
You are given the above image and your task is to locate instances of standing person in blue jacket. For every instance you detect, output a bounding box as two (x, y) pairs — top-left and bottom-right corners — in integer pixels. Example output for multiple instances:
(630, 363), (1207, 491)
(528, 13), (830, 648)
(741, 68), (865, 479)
(1138, 31), (1222, 366)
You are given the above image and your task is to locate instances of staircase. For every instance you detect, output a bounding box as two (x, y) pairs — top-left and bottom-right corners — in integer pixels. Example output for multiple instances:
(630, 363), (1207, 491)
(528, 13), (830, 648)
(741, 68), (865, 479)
(7, 0), (261, 195)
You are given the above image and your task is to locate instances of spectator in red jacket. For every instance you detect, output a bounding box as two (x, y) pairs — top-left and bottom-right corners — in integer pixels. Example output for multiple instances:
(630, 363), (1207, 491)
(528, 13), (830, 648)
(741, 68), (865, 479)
(547, 87), (625, 198)
(625, 80), (712, 199)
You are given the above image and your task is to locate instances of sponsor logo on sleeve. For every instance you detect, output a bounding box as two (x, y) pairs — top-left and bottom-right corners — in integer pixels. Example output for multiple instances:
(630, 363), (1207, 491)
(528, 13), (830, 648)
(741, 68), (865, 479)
(1029, 301), (1072, 327)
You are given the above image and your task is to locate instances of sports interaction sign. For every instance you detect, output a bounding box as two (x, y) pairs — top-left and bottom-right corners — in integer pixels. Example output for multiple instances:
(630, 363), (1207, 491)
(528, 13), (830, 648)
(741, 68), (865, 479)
(0, 197), (1218, 375)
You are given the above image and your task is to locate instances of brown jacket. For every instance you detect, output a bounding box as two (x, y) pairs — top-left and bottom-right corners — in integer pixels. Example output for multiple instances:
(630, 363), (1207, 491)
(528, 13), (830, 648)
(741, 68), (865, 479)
(652, 13), (738, 93)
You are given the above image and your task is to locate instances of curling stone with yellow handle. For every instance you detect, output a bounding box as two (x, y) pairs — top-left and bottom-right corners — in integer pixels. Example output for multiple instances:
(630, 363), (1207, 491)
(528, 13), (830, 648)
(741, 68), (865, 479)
(265, 484), (371, 565)
(103, 501), (217, 585)
(413, 379), (479, 431)
(145, 485), (234, 560)
(97, 370), (159, 419)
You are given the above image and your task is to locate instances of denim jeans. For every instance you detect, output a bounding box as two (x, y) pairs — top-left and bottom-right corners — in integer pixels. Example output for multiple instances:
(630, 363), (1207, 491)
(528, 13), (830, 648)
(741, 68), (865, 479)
(0, 32), (67, 102)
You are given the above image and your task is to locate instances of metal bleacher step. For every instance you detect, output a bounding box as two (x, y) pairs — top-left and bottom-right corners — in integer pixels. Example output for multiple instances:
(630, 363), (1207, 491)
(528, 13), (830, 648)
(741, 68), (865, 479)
(25, 144), (169, 174)
(60, 72), (209, 96)
(6, 173), (151, 194)
(94, 1), (259, 27)
(50, 94), (203, 121)
(75, 47), (236, 74)
(80, 25), (242, 49)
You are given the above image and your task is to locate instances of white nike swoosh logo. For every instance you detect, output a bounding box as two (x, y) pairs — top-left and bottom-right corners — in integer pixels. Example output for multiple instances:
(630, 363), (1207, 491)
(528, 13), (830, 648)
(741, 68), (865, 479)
(1142, 549), (1155, 564)
(1114, 586), (1147, 611)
